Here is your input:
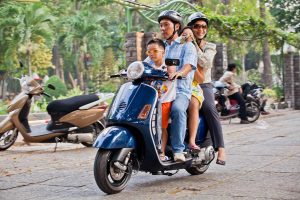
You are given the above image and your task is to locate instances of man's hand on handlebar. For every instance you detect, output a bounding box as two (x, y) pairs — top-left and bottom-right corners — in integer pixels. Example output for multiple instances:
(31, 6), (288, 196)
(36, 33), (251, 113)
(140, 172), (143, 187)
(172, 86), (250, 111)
(168, 71), (184, 81)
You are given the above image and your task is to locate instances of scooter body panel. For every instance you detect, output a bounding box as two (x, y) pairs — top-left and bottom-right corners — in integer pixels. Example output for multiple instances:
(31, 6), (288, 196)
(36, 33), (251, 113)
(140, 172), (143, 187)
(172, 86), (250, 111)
(93, 126), (136, 149)
(7, 92), (28, 112)
(59, 108), (105, 128)
(107, 82), (157, 123)
(0, 115), (15, 134)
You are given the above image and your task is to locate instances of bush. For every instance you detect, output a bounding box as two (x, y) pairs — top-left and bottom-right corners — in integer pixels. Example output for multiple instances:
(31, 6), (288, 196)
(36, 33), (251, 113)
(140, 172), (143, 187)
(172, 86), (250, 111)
(44, 75), (67, 101)
(99, 81), (118, 93)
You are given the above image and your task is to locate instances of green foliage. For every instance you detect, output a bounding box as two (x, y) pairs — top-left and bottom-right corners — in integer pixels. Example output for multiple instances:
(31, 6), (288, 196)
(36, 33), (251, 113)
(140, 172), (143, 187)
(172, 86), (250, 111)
(57, 86), (84, 100)
(44, 75), (67, 100)
(268, 0), (300, 33)
(271, 85), (284, 101)
(247, 69), (263, 85)
(0, 100), (8, 115)
(99, 81), (118, 93)
(263, 88), (277, 98)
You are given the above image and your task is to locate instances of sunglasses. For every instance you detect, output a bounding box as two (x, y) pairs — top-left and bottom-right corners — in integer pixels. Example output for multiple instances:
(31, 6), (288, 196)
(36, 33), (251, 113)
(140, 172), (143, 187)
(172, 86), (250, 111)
(193, 24), (207, 30)
(146, 49), (164, 55)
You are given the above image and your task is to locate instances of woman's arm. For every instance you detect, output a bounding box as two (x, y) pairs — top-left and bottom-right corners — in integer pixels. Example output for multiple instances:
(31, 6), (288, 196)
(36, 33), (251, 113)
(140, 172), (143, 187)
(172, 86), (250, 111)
(197, 43), (217, 70)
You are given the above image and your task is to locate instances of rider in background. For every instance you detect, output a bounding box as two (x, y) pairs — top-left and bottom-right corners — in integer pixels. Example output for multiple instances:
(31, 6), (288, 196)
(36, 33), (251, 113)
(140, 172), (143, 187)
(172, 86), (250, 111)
(145, 38), (176, 161)
(151, 10), (197, 162)
(219, 63), (250, 124)
(188, 12), (226, 165)
(179, 26), (205, 152)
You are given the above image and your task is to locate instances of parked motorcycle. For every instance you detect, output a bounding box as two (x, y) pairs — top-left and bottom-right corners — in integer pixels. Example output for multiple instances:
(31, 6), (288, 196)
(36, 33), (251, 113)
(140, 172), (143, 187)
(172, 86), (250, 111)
(0, 75), (112, 151)
(242, 82), (267, 112)
(214, 81), (260, 123)
(93, 61), (215, 194)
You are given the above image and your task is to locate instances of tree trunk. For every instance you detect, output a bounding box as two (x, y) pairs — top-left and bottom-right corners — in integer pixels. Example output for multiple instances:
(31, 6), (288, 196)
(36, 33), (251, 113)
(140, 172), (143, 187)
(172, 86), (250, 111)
(259, 0), (273, 87)
(52, 43), (65, 83)
(68, 71), (77, 88)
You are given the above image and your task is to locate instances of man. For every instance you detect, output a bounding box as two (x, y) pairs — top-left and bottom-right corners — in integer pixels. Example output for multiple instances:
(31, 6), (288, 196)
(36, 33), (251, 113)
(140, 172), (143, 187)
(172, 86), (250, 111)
(147, 10), (197, 162)
(187, 12), (226, 165)
(219, 63), (250, 124)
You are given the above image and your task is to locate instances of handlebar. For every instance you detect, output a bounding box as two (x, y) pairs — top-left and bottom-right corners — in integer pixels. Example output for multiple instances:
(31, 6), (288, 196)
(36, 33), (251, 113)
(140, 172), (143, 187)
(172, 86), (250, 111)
(42, 92), (51, 98)
(110, 74), (121, 78)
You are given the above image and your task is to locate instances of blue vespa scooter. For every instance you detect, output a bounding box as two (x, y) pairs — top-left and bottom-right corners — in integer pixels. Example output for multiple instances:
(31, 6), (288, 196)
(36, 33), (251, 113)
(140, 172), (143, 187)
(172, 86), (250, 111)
(93, 61), (215, 194)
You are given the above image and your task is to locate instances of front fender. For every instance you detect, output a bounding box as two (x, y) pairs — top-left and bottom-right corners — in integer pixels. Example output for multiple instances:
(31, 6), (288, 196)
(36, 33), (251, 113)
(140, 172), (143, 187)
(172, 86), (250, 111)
(93, 126), (136, 149)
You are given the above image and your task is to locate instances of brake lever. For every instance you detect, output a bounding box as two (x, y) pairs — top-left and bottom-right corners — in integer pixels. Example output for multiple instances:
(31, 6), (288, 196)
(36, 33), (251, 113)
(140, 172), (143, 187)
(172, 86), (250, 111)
(42, 92), (51, 98)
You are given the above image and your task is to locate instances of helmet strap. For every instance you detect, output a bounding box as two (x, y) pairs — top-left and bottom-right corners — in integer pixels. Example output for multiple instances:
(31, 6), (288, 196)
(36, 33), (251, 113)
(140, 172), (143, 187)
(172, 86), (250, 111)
(166, 23), (178, 41)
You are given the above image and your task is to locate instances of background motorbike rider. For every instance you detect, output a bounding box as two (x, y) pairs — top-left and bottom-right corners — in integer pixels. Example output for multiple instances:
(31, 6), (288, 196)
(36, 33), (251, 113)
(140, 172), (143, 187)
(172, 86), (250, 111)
(188, 12), (226, 165)
(219, 63), (250, 124)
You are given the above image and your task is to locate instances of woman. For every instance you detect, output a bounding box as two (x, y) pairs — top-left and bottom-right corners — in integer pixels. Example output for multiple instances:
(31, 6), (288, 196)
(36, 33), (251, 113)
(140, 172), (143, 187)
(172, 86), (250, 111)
(187, 12), (226, 165)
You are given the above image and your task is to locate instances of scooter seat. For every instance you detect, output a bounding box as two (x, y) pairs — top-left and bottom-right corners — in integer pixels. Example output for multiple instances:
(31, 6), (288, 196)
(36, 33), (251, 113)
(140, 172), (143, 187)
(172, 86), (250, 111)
(47, 94), (99, 114)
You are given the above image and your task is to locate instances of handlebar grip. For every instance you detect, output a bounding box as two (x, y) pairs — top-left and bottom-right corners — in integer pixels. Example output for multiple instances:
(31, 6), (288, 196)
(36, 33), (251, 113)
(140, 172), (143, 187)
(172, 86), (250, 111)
(110, 74), (121, 78)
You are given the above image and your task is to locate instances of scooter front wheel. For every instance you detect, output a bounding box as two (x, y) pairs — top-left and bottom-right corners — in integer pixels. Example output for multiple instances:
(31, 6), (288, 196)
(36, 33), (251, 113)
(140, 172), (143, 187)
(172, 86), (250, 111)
(185, 164), (210, 175)
(94, 149), (132, 194)
(0, 128), (18, 151)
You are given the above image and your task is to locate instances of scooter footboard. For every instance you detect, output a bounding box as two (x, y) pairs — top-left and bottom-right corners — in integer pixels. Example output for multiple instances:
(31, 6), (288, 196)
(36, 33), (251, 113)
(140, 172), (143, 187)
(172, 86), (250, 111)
(93, 126), (136, 149)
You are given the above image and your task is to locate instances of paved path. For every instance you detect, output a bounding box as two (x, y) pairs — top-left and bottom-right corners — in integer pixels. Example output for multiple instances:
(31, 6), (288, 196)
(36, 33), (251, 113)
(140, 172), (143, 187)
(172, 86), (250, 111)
(0, 110), (300, 200)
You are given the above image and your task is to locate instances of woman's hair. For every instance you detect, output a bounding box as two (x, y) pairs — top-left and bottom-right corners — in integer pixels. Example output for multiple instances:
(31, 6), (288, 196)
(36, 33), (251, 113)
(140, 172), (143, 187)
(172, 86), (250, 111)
(227, 63), (237, 71)
(147, 38), (165, 49)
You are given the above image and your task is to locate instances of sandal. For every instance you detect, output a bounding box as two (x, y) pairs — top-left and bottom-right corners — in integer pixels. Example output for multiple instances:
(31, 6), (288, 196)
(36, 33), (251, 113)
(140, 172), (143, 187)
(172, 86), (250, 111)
(216, 159), (226, 166)
(159, 153), (166, 161)
(189, 144), (201, 153)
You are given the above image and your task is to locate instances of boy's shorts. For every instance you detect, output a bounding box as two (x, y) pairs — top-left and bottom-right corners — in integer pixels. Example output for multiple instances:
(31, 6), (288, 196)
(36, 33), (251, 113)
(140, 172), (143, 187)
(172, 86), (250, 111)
(192, 81), (205, 108)
(161, 102), (172, 129)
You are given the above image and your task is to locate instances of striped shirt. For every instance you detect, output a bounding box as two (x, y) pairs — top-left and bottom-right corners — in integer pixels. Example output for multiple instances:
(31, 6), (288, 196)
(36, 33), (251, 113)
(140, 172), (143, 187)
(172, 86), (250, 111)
(144, 38), (197, 99)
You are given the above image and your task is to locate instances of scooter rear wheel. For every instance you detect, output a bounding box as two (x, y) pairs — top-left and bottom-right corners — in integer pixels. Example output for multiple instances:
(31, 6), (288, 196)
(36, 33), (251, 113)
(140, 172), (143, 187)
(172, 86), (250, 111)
(0, 128), (18, 151)
(246, 101), (260, 123)
(185, 164), (210, 175)
(94, 149), (132, 194)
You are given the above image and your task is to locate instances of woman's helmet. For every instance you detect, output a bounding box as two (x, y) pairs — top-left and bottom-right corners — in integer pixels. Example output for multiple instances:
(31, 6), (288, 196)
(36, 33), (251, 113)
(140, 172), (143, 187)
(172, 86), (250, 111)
(187, 12), (209, 27)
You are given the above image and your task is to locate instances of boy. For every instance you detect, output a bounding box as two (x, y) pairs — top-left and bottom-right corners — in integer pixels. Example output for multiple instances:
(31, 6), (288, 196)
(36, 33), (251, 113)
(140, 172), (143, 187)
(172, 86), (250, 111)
(145, 38), (176, 161)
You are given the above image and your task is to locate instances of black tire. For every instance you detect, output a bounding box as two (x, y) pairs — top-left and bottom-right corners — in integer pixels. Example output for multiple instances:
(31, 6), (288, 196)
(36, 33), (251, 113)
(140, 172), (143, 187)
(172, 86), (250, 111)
(246, 101), (260, 123)
(0, 128), (18, 151)
(94, 149), (132, 194)
(81, 121), (105, 147)
(186, 164), (210, 175)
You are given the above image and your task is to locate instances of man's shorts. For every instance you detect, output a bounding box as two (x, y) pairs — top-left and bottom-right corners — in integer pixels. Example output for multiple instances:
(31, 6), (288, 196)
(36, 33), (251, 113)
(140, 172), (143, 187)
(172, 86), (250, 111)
(192, 81), (205, 108)
(161, 102), (172, 129)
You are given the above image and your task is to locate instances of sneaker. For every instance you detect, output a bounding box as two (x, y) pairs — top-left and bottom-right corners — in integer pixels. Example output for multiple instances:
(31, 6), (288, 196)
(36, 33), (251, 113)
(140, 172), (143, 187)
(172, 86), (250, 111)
(174, 152), (186, 162)
(240, 119), (250, 124)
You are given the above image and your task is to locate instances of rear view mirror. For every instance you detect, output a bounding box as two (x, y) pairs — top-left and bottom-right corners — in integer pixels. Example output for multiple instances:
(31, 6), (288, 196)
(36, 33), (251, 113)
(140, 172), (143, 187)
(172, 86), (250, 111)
(47, 84), (55, 90)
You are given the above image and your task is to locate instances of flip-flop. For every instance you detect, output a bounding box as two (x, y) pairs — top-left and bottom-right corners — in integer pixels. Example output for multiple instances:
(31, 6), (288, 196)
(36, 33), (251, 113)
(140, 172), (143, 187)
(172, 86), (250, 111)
(216, 159), (226, 166)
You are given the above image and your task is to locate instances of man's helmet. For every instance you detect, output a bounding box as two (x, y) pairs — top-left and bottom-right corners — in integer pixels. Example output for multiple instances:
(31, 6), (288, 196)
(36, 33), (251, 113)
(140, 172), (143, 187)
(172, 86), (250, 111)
(187, 12), (209, 27)
(158, 10), (183, 29)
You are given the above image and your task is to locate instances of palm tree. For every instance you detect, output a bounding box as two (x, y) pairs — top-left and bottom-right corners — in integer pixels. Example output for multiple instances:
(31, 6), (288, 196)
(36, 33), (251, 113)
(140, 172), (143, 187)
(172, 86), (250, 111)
(59, 10), (110, 91)
(0, 3), (54, 76)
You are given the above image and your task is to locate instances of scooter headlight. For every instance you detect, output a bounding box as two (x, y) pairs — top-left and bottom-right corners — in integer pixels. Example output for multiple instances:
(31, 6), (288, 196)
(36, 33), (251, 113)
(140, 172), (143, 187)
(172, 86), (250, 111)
(127, 61), (144, 80)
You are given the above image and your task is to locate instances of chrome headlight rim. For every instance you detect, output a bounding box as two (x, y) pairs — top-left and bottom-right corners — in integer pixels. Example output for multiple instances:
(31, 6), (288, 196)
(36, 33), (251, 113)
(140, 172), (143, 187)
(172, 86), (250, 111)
(127, 61), (145, 80)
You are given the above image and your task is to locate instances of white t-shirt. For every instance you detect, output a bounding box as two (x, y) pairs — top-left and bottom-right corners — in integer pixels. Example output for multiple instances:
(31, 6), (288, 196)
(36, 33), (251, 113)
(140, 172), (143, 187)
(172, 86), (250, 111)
(150, 64), (176, 103)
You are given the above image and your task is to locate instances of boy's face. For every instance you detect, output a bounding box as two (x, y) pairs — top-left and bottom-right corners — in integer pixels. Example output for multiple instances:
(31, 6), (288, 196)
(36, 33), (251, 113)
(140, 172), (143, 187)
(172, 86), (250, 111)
(146, 43), (164, 64)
